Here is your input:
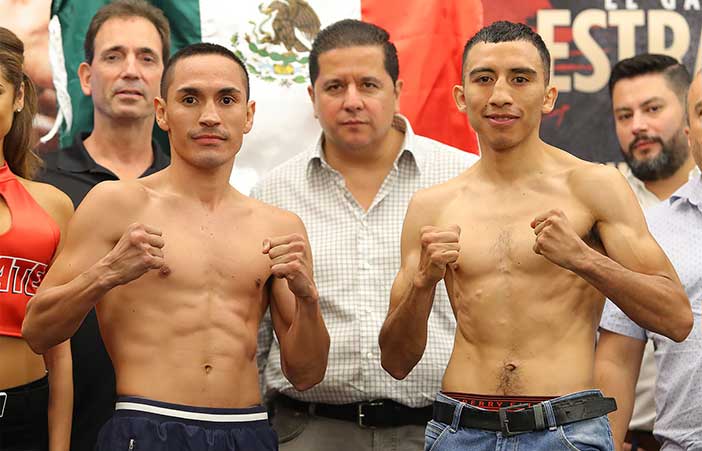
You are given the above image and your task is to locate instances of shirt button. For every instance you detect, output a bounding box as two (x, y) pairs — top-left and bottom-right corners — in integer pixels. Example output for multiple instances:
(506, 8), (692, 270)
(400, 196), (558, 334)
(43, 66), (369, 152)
(366, 352), (373, 360)
(361, 261), (371, 270)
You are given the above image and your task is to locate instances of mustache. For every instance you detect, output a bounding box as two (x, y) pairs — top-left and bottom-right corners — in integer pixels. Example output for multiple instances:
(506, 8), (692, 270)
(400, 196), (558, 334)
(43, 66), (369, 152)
(111, 83), (146, 96)
(189, 128), (230, 140)
(629, 134), (663, 153)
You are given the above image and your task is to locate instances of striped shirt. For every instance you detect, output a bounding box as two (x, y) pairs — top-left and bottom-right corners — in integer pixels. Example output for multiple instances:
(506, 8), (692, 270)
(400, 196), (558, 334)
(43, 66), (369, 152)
(251, 115), (478, 407)
(600, 175), (702, 451)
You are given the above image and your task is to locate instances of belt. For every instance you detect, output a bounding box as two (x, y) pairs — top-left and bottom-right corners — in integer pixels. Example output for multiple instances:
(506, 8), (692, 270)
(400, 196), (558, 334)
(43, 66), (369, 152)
(433, 393), (616, 437)
(276, 395), (432, 428)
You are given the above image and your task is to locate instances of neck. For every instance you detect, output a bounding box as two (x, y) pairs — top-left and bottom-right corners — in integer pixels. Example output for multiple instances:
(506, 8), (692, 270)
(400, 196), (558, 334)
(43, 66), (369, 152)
(477, 130), (548, 183)
(84, 113), (155, 175)
(643, 155), (696, 200)
(165, 153), (236, 208)
(323, 126), (404, 175)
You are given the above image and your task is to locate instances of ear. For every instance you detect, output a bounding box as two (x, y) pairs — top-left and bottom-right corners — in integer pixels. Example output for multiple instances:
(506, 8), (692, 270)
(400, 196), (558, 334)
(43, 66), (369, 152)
(13, 81), (25, 112)
(685, 125), (691, 147)
(453, 84), (467, 113)
(155, 97), (169, 132)
(541, 84), (558, 115)
(78, 62), (93, 97)
(243, 100), (256, 134)
(308, 84), (318, 119)
(393, 79), (403, 113)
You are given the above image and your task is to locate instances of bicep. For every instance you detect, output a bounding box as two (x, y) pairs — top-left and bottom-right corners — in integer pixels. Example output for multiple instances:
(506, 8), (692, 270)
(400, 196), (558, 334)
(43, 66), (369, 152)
(588, 170), (677, 279)
(388, 194), (430, 310)
(39, 189), (121, 290)
(596, 330), (646, 376)
(268, 213), (310, 344)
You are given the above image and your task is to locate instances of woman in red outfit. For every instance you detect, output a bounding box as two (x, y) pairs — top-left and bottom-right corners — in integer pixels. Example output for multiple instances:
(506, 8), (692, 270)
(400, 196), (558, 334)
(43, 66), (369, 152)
(0, 27), (73, 451)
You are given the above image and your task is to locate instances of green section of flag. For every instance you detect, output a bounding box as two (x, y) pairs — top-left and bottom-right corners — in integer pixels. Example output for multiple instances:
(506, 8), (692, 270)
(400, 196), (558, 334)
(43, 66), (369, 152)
(52, 0), (202, 149)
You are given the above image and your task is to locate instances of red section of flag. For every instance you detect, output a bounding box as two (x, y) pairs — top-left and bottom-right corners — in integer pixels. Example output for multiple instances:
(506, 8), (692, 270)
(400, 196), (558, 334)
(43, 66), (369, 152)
(362, 0), (482, 154)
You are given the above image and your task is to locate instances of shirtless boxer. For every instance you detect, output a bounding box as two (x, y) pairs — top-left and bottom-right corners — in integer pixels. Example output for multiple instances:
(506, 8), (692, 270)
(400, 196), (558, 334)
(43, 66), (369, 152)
(22, 43), (330, 451)
(378, 21), (691, 451)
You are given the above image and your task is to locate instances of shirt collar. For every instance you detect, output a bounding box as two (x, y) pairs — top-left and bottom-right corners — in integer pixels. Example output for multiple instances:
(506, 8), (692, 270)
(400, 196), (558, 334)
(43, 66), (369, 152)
(670, 171), (702, 209)
(305, 114), (425, 178)
(56, 131), (168, 176)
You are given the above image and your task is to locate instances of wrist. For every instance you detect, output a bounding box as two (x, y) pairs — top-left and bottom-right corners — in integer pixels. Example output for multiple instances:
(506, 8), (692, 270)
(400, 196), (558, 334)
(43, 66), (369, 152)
(569, 243), (598, 274)
(89, 259), (120, 291)
(413, 271), (439, 291)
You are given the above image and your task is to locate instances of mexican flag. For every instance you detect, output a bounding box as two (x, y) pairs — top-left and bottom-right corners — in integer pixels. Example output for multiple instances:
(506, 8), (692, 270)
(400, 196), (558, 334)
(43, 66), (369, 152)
(50, 0), (482, 193)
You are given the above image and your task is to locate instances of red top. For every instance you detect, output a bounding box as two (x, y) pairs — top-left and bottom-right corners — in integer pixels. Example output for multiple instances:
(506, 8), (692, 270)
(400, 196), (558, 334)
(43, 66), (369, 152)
(0, 163), (60, 337)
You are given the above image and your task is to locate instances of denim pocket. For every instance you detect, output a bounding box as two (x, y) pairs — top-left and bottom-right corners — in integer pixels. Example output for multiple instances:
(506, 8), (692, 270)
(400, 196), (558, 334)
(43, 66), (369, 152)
(558, 416), (614, 451)
(424, 420), (450, 451)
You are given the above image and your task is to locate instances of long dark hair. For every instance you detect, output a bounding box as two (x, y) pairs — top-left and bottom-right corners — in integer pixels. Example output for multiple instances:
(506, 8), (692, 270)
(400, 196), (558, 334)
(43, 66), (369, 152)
(0, 27), (40, 179)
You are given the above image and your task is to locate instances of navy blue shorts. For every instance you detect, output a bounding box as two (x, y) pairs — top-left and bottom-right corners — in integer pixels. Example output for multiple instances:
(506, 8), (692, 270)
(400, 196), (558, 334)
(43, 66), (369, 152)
(96, 396), (278, 451)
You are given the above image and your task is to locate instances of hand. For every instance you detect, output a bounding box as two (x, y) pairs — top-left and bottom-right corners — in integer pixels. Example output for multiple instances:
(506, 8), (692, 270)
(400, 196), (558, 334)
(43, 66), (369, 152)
(101, 223), (167, 287)
(531, 209), (588, 271)
(263, 234), (318, 301)
(415, 225), (461, 288)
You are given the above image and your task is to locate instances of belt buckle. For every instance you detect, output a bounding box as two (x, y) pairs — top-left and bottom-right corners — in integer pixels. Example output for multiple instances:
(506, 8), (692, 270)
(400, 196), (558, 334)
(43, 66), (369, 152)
(0, 392), (7, 418)
(357, 400), (384, 428)
(498, 403), (529, 437)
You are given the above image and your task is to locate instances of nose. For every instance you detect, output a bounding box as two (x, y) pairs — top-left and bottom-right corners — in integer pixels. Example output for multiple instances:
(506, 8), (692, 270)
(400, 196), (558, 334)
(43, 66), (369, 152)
(488, 77), (513, 108)
(120, 53), (140, 80)
(342, 83), (363, 111)
(199, 99), (221, 127)
(631, 110), (649, 135)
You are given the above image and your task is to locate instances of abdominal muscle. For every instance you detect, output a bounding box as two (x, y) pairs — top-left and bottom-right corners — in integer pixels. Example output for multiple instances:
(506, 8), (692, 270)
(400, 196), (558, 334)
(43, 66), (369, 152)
(0, 336), (46, 390)
(97, 276), (266, 408)
(441, 267), (603, 397)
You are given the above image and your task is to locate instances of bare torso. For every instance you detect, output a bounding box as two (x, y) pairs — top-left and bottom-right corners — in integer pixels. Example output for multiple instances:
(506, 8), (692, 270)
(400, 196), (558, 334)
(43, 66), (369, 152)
(96, 174), (280, 408)
(432, 153), (605, 396)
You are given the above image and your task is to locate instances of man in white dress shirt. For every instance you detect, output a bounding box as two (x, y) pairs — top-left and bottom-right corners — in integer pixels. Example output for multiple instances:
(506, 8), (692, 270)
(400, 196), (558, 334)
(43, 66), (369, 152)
(252, 19), (477, 451)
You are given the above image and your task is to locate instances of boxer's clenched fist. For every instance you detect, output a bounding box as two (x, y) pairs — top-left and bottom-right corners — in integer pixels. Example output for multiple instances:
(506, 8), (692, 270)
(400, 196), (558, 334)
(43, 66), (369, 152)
(416, 225), (461, 288)
(531, 209), (587, 271)
(263, 234), (318, 301)
(101, 223), (167, 286)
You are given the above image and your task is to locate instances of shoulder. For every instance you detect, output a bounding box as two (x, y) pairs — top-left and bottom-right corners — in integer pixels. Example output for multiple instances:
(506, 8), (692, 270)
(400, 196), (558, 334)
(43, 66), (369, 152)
(246, 195), (306, 234)
(568, 162), (636, 216)
(18, 179), (74, 226)
(79, 179), (151, 215)
(407, 170), (471, 221)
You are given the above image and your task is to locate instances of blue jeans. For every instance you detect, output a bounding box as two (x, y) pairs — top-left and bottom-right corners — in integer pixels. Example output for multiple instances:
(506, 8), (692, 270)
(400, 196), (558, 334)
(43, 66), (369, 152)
(425, 390), (614, 451)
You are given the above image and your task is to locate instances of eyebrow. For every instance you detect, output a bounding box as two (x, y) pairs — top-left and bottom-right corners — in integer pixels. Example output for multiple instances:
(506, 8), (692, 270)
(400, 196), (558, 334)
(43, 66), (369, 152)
(468, 67), (538, 77)
(101, 45), (159, 57)
(175, 86), (242, 96)
(614, 96), (666, 114)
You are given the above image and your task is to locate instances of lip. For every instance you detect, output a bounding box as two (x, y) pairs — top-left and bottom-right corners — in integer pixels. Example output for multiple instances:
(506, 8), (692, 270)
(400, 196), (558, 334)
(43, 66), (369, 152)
(632, 140), (658, 151)
(340, 120), (367, 126)
(192, 134), (226, 145)
(485, 114), (519, 126)
(115, 90), (144, 98)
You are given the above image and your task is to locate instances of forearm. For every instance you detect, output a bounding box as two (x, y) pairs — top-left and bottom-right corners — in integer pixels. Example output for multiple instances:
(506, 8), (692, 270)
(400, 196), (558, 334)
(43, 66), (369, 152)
(594, 361), (634, 451)
(574, 248), (691, 341)
(24, 261), (116, 354)
(280, 297), (329, 391)
(379, 272), (437, 380)
(44, 341), (73, 451)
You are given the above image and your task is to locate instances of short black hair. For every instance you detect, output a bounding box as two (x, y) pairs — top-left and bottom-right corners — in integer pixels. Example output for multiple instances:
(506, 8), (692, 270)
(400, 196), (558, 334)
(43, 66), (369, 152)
(160, 42), (250, 100)
(461, 21), (551, 84)
(309, 19), (399, 86)
(608, 54), (690, 102)
(84, 0), (171, 64)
